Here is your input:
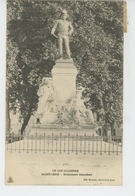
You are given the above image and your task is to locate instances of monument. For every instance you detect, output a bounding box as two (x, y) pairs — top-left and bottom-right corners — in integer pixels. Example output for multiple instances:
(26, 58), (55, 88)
(28, 9), (97, 134)
(51, 9), (77, 104)
(51, 9), (73, 59)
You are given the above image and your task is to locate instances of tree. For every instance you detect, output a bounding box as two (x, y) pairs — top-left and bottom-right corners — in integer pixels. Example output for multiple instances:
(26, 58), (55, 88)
(7, 0), (123, 133)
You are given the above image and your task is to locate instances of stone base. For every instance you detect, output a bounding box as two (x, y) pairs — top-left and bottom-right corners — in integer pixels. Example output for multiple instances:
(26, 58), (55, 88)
(51, 58), (78, 104)
(27, 126), (98, 137)
(28, 58), (97, 130)
(26, 124), (98, 136)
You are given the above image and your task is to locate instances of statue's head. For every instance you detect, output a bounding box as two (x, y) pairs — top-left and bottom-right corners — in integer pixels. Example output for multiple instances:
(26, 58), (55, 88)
(60, 9), (68, 20)
(77, 84), (85, 92)
(42, 77), (53, 88)
(42, 77), (48, 86)
(42, 78), (46, 83)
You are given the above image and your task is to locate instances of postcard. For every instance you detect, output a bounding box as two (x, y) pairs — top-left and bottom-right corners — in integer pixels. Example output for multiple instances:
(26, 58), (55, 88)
(5, 0), (124, 185)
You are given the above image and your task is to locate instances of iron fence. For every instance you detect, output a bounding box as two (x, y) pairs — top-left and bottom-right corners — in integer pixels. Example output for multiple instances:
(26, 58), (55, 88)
(6, 132), (122, 155)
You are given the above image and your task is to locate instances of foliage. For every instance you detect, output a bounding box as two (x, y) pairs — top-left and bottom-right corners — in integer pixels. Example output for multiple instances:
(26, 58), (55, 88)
(7, 0), (123, 132)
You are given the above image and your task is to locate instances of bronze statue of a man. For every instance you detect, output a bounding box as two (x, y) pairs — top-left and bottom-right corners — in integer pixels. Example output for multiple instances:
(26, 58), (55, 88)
(51, 9), (73, 59)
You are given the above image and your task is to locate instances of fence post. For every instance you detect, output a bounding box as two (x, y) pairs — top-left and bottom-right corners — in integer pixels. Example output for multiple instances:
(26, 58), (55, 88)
(72, 135), (74, 153)
(64, 134), (65, 153)
(92, 134), (94, 155)
(39, 134), (41, 152)
(84, 133), (86, 155)
(10, 134), (12, 153)
(121, 136), (123, 154)
(88, 136), (90, 153)
(43, 133), (45, 154)
(47, 134), (49, 152)
(104, 136), (106, 154)
(31, 134), (33, 152)
(80, 135), (82, 153)
(100, 137), (102, 155)
(116, 137), (119, 156)
(108, 136), (110, 155)
(27, 132), (29, 153)
(14, 135), (16, 152)
(68, 133), (70, 154)
(76, 134), (78, 155)
(55, 135), (57, 152)
(23, 132), (25, 152)
(35, 133), (37, 153)
(18, 133), (21, 153)
(60, 133), (62, 154)
(96, 136), (98, 153)
(6, 135), (8, 151)
(112, 136), (114, 153)
(52, 133), (54, 154)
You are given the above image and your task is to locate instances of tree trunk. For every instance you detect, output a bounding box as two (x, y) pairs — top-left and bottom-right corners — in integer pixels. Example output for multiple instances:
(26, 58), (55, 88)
(6, 88), (11, 134)
(97, 112), (100, 121)
(102, 96), (108, 124)
(101, 98), (105, 114)
(20, 104), (33, 134)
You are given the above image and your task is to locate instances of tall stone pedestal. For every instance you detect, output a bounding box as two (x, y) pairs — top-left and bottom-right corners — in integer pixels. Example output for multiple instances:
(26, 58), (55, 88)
(51, 59), (78, 104)
(28, 58), (97, 131)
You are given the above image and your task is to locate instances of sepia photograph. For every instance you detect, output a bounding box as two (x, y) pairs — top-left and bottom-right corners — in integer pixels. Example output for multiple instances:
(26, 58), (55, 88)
(5, 0), (123, 185)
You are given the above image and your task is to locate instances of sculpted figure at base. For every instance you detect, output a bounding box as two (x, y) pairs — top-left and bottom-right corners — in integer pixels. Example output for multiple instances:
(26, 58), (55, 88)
(51, 9), (73, 59)
(36, 78), (54, 122)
